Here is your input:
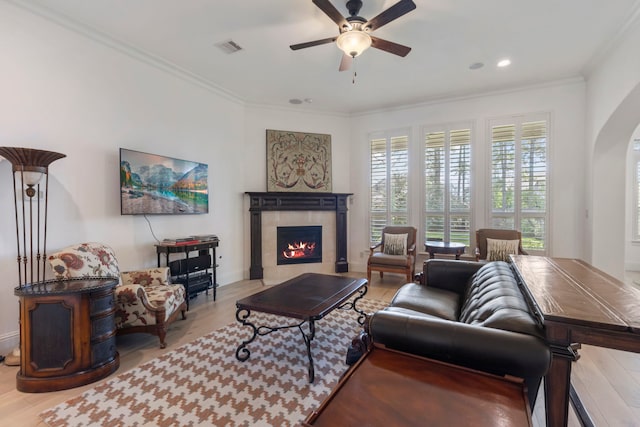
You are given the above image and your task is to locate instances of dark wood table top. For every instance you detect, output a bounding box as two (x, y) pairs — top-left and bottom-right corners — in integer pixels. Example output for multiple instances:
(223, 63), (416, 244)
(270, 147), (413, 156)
(425, 240), (466, 250)
(304, 346), (532, 427)
(511, 256), (640, 332)
(236, 273), (368, 320)
(14, 277), (118, 296)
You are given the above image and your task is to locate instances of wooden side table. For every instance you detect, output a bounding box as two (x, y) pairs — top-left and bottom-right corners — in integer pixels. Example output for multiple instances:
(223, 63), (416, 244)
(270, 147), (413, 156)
(424, 240), (466, 259)
(14, 277), (120, 392)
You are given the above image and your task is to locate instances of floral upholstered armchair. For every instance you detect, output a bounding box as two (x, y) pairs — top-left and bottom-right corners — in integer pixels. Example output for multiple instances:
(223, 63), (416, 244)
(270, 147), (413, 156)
(48, 242), (187, 348)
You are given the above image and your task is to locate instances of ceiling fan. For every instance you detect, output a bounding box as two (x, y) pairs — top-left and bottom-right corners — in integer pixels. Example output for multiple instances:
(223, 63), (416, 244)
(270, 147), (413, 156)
(290, 0), (417, 71)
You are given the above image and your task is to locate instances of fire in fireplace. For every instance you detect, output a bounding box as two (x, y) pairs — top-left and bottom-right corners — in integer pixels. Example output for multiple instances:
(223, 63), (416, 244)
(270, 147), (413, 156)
(277, 226), (322, 265)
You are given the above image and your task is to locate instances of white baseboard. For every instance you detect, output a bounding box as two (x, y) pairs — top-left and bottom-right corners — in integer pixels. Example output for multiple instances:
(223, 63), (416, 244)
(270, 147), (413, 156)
(0, 331), (19, 357)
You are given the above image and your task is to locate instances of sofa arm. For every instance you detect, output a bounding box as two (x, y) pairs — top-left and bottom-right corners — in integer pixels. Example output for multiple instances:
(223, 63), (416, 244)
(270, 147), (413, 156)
(423, 259), (484, 294)
(370, 310), (550, 380)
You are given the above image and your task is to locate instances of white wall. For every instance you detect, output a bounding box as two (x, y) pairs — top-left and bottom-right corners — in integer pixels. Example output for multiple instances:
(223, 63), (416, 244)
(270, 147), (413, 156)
(347, 81), (587, 271)
(0, 2), (246, 354)
(585, 14), (640, 278)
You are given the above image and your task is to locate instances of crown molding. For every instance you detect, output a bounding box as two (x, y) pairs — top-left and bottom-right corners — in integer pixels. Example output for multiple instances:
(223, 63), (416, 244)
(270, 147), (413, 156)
(7, 0), (245, 107)
(581, 0), (640, 77)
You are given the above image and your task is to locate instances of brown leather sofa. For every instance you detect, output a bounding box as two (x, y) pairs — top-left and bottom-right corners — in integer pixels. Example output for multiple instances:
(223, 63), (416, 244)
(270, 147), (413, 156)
(368, 259), (550, 407)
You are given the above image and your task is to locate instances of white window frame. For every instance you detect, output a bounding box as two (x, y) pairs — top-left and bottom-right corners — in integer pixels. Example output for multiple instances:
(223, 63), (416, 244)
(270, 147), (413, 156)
(421, 122), (473, 247)
(487, 113), (550, 254)
(368, 129), (411, 245)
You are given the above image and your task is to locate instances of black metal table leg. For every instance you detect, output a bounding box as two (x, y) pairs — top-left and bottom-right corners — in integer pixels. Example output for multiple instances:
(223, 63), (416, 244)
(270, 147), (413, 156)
(235, 308), (257, 361)
(235, 307), (317, 382)
(299, 320), (316, 383)
(338, 285), (369, 325)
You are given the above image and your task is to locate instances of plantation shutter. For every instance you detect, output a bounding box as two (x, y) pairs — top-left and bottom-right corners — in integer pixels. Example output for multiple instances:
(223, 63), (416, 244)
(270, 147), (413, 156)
(424, 127), (471, 245)
(425, 131), (445, 240)
(449, 129), (471, 245)
(369, 133), (410, 245)
(490, 116), (549, 252)
(370, 138), (388, 244)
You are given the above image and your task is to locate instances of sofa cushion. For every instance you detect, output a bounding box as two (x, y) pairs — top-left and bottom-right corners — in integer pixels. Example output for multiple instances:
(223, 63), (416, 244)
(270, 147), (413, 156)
(460, 261), (543, 338)
(369, 252), (411, 266)
(390, 282), (460, 321)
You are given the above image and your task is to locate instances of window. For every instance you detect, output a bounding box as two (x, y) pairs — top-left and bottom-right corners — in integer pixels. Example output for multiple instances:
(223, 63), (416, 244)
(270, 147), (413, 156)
(369, 132), (409, 245)
(423, 125), (472, 246)
(490, 115), (549, 252)
(633, 140), (640, 241)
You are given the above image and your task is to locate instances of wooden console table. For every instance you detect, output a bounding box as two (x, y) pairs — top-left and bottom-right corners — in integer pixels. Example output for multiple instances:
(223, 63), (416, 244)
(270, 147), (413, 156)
(511, 255), (640, 427)
(156, 238), (219, 309)
(14, 277), (120, 392)
(304, 345), (532, 426)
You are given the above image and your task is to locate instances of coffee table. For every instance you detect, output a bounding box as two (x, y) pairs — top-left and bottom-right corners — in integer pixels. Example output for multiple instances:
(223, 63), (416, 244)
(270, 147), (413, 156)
(235, 273), (368, 383)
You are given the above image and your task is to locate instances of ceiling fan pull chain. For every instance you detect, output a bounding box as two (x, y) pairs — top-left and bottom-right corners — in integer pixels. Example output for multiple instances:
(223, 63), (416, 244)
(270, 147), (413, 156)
(352, 57), (357, 84)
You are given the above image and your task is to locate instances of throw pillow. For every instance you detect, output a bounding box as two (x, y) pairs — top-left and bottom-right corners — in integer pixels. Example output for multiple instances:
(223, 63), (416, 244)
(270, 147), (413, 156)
(383, 233), (408, 255)
(486, 238), (520, 262)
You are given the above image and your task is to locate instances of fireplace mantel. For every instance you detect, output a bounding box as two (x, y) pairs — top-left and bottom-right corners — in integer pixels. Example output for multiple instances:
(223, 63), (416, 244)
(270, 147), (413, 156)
(245, 192), (353, 279)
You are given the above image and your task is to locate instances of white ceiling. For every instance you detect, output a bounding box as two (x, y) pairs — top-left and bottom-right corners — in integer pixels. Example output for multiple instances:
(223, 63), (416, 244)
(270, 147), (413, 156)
(18, 0), (640, 114)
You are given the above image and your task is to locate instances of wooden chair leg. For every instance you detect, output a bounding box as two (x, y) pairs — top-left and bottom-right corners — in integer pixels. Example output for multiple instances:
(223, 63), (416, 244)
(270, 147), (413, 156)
(157, 329), (167, 349)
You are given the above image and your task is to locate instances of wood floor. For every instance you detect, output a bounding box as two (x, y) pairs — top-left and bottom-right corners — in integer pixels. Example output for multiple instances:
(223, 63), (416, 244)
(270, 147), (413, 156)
(1, 272), (639, 426)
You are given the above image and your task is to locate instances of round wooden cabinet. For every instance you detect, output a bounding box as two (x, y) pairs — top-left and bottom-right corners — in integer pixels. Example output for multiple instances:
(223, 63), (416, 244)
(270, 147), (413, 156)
(14, 277), (120, 393)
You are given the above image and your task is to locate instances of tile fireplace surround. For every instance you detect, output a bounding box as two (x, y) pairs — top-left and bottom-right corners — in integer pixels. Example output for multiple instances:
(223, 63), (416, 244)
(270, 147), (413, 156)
(245, 192), (352, 281)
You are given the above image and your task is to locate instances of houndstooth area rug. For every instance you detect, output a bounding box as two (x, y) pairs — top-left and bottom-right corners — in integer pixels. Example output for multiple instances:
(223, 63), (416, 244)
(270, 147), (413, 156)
(40, 298), (386, 427)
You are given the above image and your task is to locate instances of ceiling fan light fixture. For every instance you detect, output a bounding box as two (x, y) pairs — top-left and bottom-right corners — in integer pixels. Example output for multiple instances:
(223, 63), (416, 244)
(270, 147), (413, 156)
(336, 30), (372, 58)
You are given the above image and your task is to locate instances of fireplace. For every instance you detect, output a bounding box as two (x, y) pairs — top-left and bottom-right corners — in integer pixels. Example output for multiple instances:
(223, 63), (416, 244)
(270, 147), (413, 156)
(245, 192), (352, 279)
(277, 226), (322, 265)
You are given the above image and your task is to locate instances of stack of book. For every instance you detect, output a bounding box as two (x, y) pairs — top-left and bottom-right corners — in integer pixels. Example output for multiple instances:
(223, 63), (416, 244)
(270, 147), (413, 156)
(162, 237), (200, 246)
(190, 234), (218, 242)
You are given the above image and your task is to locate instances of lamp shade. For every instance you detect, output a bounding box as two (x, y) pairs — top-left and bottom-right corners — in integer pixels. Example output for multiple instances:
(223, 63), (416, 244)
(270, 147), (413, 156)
(0, 147), (66, 172)
(336, 30), (372, 58)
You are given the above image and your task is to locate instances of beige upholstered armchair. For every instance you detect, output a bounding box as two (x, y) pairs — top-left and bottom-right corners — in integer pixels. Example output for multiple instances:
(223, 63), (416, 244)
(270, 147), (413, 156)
(475, 229), (528, 262)
(367, 226), (417, 283)
(48, 242), (187, 348)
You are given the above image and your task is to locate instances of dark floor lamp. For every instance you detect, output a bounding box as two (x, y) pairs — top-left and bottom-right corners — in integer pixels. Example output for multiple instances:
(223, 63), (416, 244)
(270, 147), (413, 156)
(0, 147), (65, 365)
(0, 147), (66, 286)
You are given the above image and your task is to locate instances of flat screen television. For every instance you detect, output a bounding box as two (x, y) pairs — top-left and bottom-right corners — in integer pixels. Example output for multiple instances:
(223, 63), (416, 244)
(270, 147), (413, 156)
(120, 148), (209, 215)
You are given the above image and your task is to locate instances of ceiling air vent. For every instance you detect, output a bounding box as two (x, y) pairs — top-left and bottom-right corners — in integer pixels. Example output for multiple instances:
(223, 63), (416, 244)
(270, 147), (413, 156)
(216, 40), (243, 54)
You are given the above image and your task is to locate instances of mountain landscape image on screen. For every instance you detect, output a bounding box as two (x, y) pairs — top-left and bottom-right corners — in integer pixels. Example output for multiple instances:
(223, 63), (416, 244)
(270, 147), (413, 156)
(120, 149), (209, 215)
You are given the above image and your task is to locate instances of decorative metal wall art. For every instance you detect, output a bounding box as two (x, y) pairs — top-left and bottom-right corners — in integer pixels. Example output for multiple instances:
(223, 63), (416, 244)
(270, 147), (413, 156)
(266, 129), (332, 192)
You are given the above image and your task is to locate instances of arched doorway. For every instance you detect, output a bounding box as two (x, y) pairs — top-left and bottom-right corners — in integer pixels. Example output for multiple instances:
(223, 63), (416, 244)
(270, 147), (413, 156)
(591, 82), (640, 278)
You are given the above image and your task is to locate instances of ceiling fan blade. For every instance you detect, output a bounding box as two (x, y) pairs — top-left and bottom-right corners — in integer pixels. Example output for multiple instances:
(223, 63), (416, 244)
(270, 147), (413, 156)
(290, 36), (338, 50)
(339, 53), (352, 72)
(312, 0), (348, 28)
(370, 36), (412, 57)
(365, 0), (416, 31)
